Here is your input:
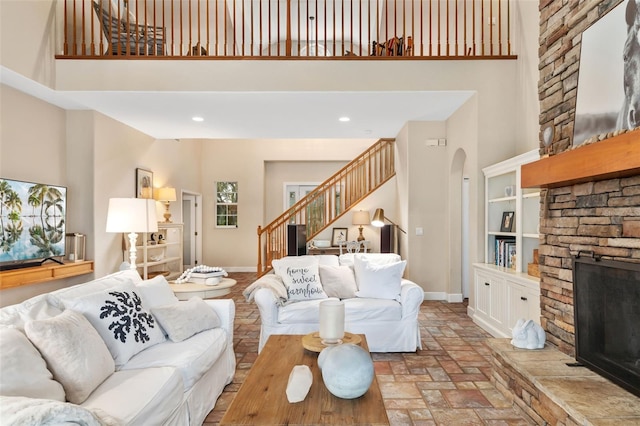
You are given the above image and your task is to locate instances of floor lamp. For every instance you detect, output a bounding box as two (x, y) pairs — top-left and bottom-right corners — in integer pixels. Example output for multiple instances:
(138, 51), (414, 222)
(106, 198), (158, 270)
(371, 208), (406, 254)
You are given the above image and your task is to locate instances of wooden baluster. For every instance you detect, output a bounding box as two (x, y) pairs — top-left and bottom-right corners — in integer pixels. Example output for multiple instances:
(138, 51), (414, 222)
(490, 0), (493, 55)
(507, 0), (511, 55)
(268, 0), (271, 56)
(498, 0), (502, 56)
(481, 0), (484, 56)
(285, 0), (291, 56)
(206, 0), (210, 55)
(332, 0), (336, 56)
(324, 0), (327, 56)
(258, 0), (262, 56)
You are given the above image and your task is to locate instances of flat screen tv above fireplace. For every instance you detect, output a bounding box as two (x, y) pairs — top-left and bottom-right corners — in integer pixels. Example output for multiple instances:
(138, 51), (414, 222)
(0, 178), (67, 271)
(573, 256), (640, 398)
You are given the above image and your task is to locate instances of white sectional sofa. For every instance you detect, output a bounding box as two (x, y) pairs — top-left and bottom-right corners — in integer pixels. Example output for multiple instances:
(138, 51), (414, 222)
(0, 270), (235, 426)
(245, 253), (424, 353)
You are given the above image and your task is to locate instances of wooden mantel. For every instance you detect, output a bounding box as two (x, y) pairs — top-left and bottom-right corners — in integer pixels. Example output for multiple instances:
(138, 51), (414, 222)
(521, 129), (640, 188)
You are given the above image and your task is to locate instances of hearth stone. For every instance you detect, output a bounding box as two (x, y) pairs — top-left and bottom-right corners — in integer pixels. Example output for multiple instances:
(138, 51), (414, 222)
(487, 338), (640, 425)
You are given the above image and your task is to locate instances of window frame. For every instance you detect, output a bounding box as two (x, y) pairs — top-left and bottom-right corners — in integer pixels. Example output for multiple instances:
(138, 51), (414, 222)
(215, 181), (238, 228)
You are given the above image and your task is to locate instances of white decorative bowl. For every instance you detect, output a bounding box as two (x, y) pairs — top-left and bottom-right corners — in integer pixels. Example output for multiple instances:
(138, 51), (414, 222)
(314, 240), (331, 248)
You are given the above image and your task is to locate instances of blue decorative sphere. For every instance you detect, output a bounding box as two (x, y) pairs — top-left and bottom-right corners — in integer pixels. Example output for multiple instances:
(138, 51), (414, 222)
(319, 343), (374, 399)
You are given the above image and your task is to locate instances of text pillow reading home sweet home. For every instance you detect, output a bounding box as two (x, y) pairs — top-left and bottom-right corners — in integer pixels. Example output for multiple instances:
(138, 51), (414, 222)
(272, 257), (327, 302)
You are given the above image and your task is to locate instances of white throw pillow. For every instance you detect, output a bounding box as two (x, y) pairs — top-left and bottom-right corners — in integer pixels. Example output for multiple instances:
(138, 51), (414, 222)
(318, 264), (358, 299)
(63, 283), (166, 366)
(135, 275), (179, 309)
(151, 297), (221, 342)
(0, 328), (65, 401)
(354, 256), (406, 300)
(24, 310), (115, 404)
(272, 256), (327, 302)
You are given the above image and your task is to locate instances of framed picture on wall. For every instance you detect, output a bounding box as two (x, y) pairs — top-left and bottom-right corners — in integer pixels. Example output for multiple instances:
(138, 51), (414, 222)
(500, 211), (515, 233)
(331, 228), (348, 246)
(136, 168), (153, 199)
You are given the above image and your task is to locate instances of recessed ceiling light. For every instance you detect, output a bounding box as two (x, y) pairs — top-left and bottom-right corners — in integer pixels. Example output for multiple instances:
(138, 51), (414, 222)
(339, 116), (350, 122)
(192, 116), (204, 122)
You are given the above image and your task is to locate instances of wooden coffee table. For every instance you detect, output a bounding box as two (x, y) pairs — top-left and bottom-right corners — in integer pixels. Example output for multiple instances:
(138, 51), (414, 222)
(220, 334), (389, 425)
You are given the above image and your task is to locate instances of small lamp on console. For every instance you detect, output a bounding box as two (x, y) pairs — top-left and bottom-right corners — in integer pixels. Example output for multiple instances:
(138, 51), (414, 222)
(155, 187), (177, 223)
(106, 198), (158, 270)
(352, 210), (370, 242)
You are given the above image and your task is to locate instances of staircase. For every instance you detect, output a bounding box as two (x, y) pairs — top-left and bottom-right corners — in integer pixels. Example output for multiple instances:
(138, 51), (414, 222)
(257, 138), (396, 276)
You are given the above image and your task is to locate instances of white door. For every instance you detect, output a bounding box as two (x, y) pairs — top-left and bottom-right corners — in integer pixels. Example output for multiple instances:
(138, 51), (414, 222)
(182, 192), (202, 268)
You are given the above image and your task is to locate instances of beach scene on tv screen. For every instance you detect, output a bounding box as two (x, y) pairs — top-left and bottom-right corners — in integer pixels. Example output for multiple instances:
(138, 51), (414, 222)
(0, 179), (66, 263)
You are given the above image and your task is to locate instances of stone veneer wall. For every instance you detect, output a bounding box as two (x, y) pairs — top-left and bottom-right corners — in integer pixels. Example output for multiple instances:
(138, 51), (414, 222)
(538, 0), (640, 356)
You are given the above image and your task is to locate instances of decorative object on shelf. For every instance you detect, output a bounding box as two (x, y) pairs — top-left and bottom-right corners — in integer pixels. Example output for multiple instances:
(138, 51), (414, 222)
(106, 198), (158, 270)
(331, 228), (348, 247)
(528, 249), (540, 278)
(500, 211), (515, 232)
(155, 187), (177, 223)
(135, 168), (153, 199)
(174, 265), (227, 284)
(65, 233), (86, 262)
(352, 210), (370, 241)
(318, 343), (374, 399)
(286, 365), (313, 403)
(504, 185), (516, 197)
(511, 318), (545, 350)
(319, 300), (345, 344)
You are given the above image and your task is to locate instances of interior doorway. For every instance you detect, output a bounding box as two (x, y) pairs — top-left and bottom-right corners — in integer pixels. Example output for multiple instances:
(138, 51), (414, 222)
(181, 191), (202, 269)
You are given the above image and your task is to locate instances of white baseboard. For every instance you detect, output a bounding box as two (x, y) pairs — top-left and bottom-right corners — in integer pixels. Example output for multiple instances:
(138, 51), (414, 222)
(447, 293), (463, 303)
(423, 292), (464, 302)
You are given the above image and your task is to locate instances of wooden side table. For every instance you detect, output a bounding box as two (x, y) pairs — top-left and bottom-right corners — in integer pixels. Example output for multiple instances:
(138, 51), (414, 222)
(168, 277), (237, 300)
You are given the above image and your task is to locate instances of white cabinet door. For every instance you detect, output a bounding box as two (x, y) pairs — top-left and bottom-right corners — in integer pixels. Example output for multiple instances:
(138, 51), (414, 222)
(508, 281), (541, 333)
(473, 267), (509, 337)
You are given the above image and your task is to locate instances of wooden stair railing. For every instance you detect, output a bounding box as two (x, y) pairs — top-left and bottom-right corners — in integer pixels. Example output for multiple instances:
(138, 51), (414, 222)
(257, 138), (395, 277)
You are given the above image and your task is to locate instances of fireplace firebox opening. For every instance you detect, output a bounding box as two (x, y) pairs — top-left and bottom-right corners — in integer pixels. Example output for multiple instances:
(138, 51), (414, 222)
(573, 256), (640, 398)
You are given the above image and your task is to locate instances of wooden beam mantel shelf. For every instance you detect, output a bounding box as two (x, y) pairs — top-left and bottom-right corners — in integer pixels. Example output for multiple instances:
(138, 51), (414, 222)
(0, 260), (94, 290)
(521, 129), (640, 188)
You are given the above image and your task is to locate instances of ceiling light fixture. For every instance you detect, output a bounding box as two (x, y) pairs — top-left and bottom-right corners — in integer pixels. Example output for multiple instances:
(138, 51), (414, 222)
(192, 116), (204, 122)
(339, 117), (350, 122)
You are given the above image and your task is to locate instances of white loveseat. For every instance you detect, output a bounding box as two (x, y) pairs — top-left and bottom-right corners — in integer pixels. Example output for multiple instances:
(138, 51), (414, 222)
(0, 270), (235, 425)
(246, 253), (424, 353)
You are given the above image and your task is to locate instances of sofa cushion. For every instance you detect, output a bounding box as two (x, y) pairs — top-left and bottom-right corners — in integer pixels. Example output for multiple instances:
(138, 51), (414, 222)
(152, 297), (221, 342)
(339, 253), (402, 267)
(81, 366), (183, 425)
(278, 298), (336, 323)
(277, 298), (401, 324)
(48, 270), (142, 310)
(24, 310), (115, 404)
(135, 275), (179, 309)
(272, 256), (327, 302)
(0, 328), (65, 401)
(318, 264), (357, 299)
(354, 256), (406, 300)
(0, 293), (63, 331)
(121, 328), (228, 391)
(343, 298), (402, 322)
(63, 282), (166, 366)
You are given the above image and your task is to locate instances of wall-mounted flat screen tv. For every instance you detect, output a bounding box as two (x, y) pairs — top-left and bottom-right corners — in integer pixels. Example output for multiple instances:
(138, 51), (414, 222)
(0, 178), (67, 270)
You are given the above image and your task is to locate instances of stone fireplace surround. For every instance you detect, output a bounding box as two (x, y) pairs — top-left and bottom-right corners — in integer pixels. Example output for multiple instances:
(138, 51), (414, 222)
(487, 131), (640, 424)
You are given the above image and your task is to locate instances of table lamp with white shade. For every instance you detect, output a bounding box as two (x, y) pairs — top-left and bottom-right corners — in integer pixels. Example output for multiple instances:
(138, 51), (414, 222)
(352, 210), (370, 242)
(155, 187), (177, 223)
(106, 198), (158, 270)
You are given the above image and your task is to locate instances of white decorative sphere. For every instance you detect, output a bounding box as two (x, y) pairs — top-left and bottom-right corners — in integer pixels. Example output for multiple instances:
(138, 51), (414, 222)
(320, 344), (374, 399)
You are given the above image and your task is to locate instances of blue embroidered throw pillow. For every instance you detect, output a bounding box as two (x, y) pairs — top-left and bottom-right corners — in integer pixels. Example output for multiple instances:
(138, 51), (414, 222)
(63, 282), (166, 366)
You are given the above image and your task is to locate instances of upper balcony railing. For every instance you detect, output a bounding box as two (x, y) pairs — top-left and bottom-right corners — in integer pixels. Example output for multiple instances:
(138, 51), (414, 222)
(60, 0), (516, 59)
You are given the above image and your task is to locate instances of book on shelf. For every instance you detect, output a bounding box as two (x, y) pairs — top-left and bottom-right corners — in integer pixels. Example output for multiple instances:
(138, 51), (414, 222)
(494, 236), (516, 268)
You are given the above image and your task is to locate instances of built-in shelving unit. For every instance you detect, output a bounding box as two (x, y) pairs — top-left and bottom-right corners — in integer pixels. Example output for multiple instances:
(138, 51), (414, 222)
(469, 149), (541, 338)
(124, 223), (183, 280)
